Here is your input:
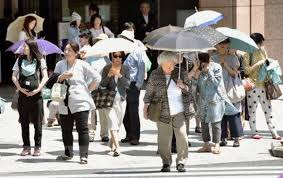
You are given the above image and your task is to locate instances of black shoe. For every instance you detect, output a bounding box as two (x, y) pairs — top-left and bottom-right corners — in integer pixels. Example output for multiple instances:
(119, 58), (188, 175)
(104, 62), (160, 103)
(171, 147), (177, 153)
(161, 164), (171, 172)
(188, 141), (191, 147)
(195, 126), (202, 133)
(121, 137), (131, 143)
(233, 141), (240, 147)
(101, 136), (109, 142)
(220, 139), (227, 147)
(56, 155), (73, 161)
(176, 163), (186, 172)
(130, 139), (140, 145)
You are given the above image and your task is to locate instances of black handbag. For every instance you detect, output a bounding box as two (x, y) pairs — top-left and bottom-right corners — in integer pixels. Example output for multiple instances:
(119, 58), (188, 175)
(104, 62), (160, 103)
(91, 88), (117, 109)
(264, 79), (282, 100)
(147, 79), (171, 122)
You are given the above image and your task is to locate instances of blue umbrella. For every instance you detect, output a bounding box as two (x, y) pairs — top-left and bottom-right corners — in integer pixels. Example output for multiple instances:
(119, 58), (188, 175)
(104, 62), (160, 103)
(184, 10), (223, 28)
(6, 39), (63, 55)
(216, 27), (259, 53)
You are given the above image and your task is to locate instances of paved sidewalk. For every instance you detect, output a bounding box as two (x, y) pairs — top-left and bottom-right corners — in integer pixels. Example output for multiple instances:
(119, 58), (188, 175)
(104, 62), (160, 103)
(0, 87), (283, 178)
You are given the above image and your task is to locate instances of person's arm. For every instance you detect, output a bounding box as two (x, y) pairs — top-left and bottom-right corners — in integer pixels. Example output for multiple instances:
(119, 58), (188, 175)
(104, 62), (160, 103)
(118, 66), (131, 89)
(83, 62), (101, 91)
(143, 70), (157, 120)
(222, 56), (239, 77)
(11, 70), (29, 96)
(19, 31), (26, 41)
(243, 52), (265, 75)
(100, 66), (112, 87)
(135, 54), (145, 89)
(206, 63), (223, 88)
(104, 27), (115, 38)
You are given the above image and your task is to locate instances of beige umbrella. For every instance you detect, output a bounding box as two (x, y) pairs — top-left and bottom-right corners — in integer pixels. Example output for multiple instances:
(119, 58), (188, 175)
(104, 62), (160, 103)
(6, 13), (44, 43)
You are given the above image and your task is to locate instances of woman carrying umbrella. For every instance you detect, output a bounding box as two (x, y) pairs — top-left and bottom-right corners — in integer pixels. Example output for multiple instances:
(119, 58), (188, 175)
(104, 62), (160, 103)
(194, 52), (238, 154)
(100, 51), (130, 157)
(19, 16), (37, 41)
(212, 39), (243, 147)
(11, 39), (49, 156)
(143, 51), (193, 172)
(243, 33), (281, 140)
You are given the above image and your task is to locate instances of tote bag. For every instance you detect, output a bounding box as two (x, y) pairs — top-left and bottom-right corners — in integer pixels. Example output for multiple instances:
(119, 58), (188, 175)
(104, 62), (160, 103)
(227, 73), (246, 103)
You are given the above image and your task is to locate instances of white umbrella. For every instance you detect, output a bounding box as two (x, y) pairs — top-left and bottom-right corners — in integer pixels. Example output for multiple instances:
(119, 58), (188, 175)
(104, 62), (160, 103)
(216, 27), (258, 53)
(184, 10), (223, 29)
(84, 38), (144, 57)
(6, 13), (44, 43)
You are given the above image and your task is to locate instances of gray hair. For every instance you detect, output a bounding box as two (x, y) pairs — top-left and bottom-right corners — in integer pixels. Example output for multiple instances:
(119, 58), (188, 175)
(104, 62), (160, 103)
(157, 51), (177, 65)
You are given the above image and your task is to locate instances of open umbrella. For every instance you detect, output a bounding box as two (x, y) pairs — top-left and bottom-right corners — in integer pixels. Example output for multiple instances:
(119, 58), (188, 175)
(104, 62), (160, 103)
(143, 25), (183, 43)
(184, 10), (223, 29)
(186, 26), (227, 46)
(6, 13), (44, 43)
(84, 38), (144, 57)
(6, 39), (63, 55)
(145, 31), (215, 52)
(216, 27), (258, 53)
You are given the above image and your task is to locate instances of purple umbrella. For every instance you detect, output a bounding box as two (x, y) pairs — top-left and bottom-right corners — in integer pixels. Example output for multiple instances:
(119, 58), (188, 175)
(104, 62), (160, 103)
(6, 39), (64, 55)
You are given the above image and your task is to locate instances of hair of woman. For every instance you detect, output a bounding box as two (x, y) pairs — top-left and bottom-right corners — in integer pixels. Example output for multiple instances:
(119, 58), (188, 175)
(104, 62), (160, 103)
(90, 14), (104, 32)
(23, 15), (37, 38)
(198, 52), (210, 63)
(250, 33), (265, 45)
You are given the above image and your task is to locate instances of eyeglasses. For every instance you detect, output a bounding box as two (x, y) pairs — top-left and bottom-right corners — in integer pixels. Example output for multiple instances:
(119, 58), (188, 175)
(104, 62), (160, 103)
(113, 55), (123, 58)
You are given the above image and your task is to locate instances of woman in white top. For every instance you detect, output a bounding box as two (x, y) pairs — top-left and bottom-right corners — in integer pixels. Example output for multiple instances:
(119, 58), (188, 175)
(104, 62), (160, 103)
(19, 16), (37, 41)
(89, 14), (114, 40)
(54, 42), (101, 164)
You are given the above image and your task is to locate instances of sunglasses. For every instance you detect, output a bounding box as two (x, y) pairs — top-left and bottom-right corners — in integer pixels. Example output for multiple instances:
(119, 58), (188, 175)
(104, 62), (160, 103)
(113, 54), (123, 58)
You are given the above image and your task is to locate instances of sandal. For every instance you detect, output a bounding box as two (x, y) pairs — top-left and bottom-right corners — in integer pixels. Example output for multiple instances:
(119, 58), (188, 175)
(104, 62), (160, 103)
(212, 146), (220, 154)
(272, 134), (282, 140)
(113, 149), (120, 157)
(252, 134), (262, 139)
(197, 146), (211, 153)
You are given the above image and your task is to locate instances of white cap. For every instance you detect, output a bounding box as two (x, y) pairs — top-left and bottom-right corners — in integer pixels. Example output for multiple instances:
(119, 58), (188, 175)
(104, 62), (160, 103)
(118, 30), (135, 42)
(71, 12), (81, 22)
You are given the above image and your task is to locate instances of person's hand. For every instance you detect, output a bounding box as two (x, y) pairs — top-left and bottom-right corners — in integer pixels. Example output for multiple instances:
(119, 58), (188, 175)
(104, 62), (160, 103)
(107, 68), (116, 77)
(80, 51), (86, 59)
(255, 59), (265, 67)
(220, 56), (226, 66)
(60, 71), (73, 80)
(202, 63), (210, 73)
(143, 104), (149, 120)
(27, 88), (40, 97)
(193, 60), (200, 71)
(19, 88), (30, 96)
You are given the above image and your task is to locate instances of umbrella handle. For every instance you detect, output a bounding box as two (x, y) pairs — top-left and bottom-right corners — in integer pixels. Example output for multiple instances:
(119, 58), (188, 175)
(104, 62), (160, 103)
(178, 53), (181, 80)
(195, 6), (199, 12)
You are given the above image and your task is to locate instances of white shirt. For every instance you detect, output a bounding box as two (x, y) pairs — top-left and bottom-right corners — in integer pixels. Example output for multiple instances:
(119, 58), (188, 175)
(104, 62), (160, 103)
(166, 76), (184, 116)
(54, 59), (101, 114)
(143, 15), (149, 24)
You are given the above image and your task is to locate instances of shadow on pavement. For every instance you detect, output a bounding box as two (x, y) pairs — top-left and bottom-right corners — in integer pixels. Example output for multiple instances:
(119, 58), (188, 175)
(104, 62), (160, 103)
(0, 152), (18, 156)
(0, 143), (22, 149)
(122, 150), (158, 157)
(46, 150), (96, 156)
(16, 158), (77, 164)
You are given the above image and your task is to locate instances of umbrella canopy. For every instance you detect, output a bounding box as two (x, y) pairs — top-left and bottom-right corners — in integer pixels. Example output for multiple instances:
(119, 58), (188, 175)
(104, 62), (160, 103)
(6, 13), (44, 43)
(186, 26), (227, 46)
(6, 39), (63, 55)
(216, 27), (258, 53)
(84, 38), (144, 57)
(143, 25), (183, 43)
(184, 10), (223, 28)
(145, 31), (215, 52)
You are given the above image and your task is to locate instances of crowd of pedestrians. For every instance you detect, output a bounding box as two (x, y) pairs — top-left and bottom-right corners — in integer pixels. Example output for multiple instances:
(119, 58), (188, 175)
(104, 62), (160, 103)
(2, 0), (281, 173)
